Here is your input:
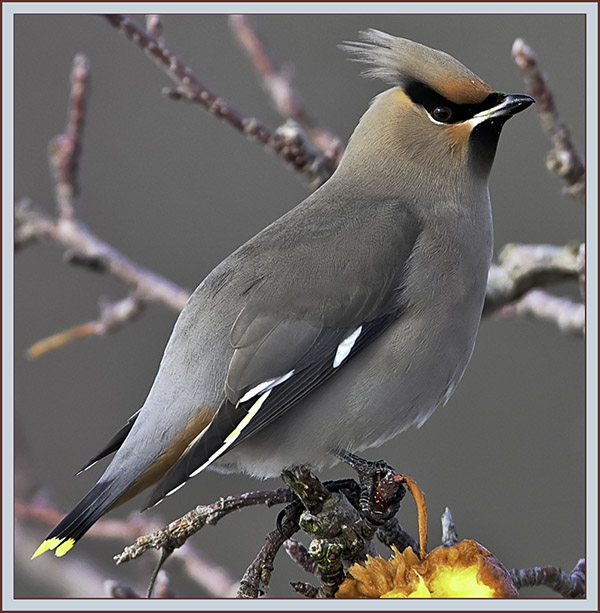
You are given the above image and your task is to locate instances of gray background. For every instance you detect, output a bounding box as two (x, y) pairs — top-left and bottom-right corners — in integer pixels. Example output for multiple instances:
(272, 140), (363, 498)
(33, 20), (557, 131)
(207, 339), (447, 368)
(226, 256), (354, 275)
(13, 13), (585, 599)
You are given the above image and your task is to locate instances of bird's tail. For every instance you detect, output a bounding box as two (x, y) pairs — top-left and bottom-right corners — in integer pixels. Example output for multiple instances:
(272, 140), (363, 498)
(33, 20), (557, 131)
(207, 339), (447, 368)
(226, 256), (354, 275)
(31, 479), (124, 559)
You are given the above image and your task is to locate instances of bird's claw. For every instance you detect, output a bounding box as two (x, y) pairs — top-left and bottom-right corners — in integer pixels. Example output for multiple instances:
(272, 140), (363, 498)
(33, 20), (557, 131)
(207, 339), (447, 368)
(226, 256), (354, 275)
(334, 449), (406, 525)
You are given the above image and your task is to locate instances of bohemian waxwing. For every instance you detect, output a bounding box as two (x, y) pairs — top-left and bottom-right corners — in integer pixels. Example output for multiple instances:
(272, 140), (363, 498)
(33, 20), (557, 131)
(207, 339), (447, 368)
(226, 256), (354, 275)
(33, 30), (534, 558)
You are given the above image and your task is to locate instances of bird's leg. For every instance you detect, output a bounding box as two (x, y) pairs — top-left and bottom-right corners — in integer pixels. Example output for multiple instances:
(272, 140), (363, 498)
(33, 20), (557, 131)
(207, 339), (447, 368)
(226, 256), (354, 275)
(322, 478), (361, 508)
(332, 448), (406, 525)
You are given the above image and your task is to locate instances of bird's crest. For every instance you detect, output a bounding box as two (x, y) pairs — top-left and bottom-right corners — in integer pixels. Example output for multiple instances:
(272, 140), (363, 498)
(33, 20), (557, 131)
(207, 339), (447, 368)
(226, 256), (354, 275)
(341, 30), (492, 105)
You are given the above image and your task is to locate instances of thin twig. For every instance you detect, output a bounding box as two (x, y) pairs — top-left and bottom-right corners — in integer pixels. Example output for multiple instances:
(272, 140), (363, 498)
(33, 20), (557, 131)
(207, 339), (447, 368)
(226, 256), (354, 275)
(484, 243), (584, 336)
(114, 487), (296, 564)
(27, 294), (143, 358)
(105, 580), (141, 598)
(49, 54), (90, 220)
(512, 39), (585, 201)
(15, 199), (189, 311)
(153, 571), (175, 598)
(485, 243), (582, 314)
(15, 49), (190, 358)
(145, 14), (163, 39)
(238, 519), (299, 598)
(146, 548), (172, 598)
(509, 558), (586, 598)
(228, 14), (343, 166)
(174, 542), (240, 598)
(440, 507), (459, 547)
(284, 538), (317, 574)
(105, 14), (334, 188)
(290, 581), (320, 598)
(500, 289), (585, 335)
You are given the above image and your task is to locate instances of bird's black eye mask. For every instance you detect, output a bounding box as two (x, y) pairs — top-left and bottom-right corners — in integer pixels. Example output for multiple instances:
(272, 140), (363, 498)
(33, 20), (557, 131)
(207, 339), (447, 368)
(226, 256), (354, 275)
(405, 81), (504, 124)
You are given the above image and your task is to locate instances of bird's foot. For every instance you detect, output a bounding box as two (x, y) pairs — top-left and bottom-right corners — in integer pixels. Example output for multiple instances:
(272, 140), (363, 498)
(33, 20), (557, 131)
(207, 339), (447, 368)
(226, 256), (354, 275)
(333, 448), (406, 525)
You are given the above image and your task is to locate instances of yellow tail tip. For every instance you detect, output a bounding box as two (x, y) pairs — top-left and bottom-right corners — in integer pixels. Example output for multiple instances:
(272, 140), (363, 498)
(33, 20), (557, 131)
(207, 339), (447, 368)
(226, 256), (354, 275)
(31, 537), (75, 559)
(55, 538), (76, 557)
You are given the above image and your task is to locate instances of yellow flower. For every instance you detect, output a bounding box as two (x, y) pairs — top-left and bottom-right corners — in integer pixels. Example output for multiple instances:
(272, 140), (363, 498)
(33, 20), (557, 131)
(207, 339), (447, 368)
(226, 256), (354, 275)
(336, 541), (518, 598)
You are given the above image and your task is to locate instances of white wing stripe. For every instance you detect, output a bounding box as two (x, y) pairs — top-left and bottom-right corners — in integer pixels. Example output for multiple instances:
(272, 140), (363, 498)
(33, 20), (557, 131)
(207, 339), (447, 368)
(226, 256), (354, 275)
(189, 389), (272, 478)
(165, 481), (187, 498)
(333, 326), (362, 368)
(238, 369), (295, 404)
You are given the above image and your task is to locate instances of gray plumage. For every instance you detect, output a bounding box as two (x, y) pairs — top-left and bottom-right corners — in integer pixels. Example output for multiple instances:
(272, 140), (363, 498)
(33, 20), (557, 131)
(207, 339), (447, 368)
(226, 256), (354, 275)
(34, 30), (534, 557)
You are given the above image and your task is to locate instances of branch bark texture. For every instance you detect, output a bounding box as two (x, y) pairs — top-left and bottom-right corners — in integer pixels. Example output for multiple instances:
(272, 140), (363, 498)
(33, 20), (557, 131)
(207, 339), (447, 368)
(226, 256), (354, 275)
(512, 38), (585, 201)
(105, 14), (335, 187)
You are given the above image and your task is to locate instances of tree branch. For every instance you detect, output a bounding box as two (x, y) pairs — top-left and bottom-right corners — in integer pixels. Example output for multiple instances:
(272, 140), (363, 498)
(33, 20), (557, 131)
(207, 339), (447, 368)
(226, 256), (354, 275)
(105, 14), (335, 188)
(509, 558), (586, 598)
(499, 289), (585, 335)
(284, 538), (318, 574)
(485, 243), (581, 313)
(15, 47), (191, 356)
(484, 243), (584, 335)
(16, 26), (585, 360)
(15, 197), (190, 356)
(512, 38), (585, 201)
(114, 487), (296, 565)
(228, 14), (343, 166)
(15, 198), (190, 311)
(237, 519), (299, 598)
(26, 294), (143, 359)
(440, 507), (459, 547)
(49, 54), (89, 220)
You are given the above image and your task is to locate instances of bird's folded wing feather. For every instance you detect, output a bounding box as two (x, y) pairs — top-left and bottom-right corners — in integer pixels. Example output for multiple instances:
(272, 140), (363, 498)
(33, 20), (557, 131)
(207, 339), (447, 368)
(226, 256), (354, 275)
(147, 199), (421, 507)
(147, 309), (398, 507)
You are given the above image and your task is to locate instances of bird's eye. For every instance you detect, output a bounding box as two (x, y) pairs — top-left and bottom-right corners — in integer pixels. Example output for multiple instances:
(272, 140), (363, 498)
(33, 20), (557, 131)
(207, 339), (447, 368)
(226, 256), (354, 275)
(432, 106), (453, 122)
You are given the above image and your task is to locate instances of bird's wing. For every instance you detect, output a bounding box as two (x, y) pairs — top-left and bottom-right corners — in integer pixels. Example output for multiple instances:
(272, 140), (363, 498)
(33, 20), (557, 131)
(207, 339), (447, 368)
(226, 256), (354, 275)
(146, 198), (421, 507)
(146, 307), (399, 507)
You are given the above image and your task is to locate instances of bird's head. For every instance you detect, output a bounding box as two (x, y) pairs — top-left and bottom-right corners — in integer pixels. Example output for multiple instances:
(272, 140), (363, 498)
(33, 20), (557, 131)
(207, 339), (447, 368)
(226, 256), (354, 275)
(337, 31), (534, 194)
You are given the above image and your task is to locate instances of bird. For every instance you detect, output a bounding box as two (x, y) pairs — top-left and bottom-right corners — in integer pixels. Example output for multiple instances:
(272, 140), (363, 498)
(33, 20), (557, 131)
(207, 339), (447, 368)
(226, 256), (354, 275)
(33, 30), (534, 559)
